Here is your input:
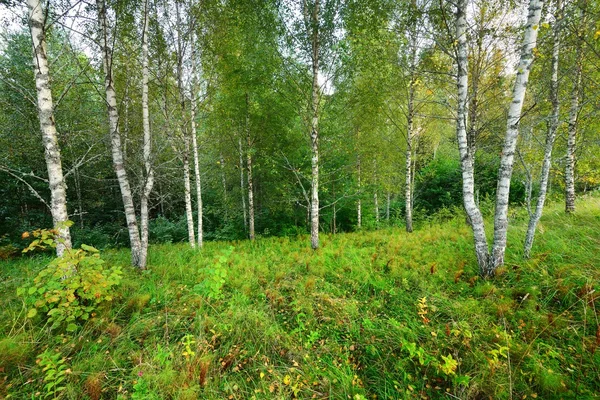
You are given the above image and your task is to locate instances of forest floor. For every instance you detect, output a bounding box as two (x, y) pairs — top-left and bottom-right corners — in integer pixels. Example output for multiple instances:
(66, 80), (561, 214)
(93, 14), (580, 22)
(1, 195), (599, 399)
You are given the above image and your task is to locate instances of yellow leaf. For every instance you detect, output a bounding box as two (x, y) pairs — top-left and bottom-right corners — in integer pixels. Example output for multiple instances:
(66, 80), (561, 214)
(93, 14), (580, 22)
(283, 375), (291, 385)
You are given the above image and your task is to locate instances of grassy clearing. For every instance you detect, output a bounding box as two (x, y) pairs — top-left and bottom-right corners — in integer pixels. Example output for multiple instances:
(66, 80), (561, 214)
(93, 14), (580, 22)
(1, 195), (599, 399)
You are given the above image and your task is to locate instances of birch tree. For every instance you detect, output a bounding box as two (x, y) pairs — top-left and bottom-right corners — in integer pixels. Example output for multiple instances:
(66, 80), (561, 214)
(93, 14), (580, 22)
(489, 0), (543, 273)
(565, 1), (586, 214)
(454, 0), (543, 277)
(97, 0), (143, 267)
(139, 0), (155, 268)
(523, 0), (561, 258)
(27, 0), (72, 256)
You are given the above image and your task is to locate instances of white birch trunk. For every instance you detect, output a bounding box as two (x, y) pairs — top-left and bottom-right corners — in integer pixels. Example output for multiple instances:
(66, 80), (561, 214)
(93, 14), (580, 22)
(309, 0), (320, 250)
(386, 191), (390, 222)
(139, 0), (154, 269)
(373, 159), (379, 225)
(357, 145), (362, 229)
(176, 1), (195, 248)
(239, 138), (248, 230)
(524, 0), (560, 258)
(246, 94), (255, 241)
(183, 134), (196, 247)
(455, 0), (490, 274)
(489, 0), (543, 273)
(565, 4), (584, 214)
(28, 0), (72, 257)
(190, 31), (203, 248)
(97, 0), (142, 267)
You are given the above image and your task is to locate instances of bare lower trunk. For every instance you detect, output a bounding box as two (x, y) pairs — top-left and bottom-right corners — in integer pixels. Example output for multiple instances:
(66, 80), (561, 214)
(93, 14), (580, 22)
(245, 94), (255, 241)
(404, 141), (413, 233)
(373, 159), (379, 226)
(28, 0), (72, 257)
(386, 191), (390, 221)
(309, 0), (320, 250)
(455, 0), (489, 274)
(190, 101), (203, 248)
(565, 6), (584, 213)
(183, 135), (196, 247)
(489, 0), (543, 273)
(97, 0), (142, 267)
(357, 154), (362, 229)
(524, 1), (560, 258)
(139, 0), (154, 269)
(239, 138), (247, 230)
(190, 31), (203, 248)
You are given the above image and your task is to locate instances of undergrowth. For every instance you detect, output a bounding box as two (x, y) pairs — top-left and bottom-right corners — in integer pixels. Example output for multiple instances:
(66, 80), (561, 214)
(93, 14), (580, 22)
(0, 195), (599, 399)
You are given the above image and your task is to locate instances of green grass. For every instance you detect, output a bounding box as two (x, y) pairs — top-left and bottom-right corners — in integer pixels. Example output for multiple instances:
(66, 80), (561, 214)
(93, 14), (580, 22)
(1, 195), (599, 399)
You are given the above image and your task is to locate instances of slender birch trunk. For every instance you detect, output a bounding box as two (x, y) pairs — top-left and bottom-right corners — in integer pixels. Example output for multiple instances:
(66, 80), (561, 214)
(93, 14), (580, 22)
(404, 12), (418, 234)
(246, 94), (255, 241)
(239, 138), (248, 230)
(190, 30), (203, 248)
(565, 4), (585, 214)
(97, 0), (142, 267)
(183, 135), (195, 247)
(489, 0), (543, 273)
(356, 139), (362, 229)
(309, 0), (321, 250)
(176, 2), (195, 248)
(373, 159), (379, 226)
(139, 0), (154, 269)
(190, 105), (203, 248)
(524, 0), (561, 258)
(28, 0), (72, 257)
(455, 0), (490, 274)
(386, 191), (391, 222)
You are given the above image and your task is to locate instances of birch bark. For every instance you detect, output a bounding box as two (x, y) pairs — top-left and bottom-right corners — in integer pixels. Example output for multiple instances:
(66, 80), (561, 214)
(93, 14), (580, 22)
(309, 0), (320, 250)
(489, 0), (543, 273)
(524, 0), (561, 258)
(28, 0), (72, 257)
(455, 0), (489, 274)
(97, 0), (142, 267)
(139, 0), (154, 269)
(190, 31), (203, 248)
(246, 94), (255, 241)
(565, 3), (585, 214)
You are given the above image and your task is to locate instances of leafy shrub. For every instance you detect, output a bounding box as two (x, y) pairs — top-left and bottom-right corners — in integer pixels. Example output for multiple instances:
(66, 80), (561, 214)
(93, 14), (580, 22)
(149, 216), (188, 244)
(192, 247), (233, 300)
(37, 349), (68, 399)
(17, 229), (122, 331)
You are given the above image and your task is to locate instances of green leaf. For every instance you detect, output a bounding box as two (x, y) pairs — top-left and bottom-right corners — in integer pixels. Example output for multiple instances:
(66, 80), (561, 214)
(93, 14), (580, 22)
(27, 308), (38, 318)
(66, 323), (78, 332)
(80, 244), (99, 253)
(28, 286), (37, 295)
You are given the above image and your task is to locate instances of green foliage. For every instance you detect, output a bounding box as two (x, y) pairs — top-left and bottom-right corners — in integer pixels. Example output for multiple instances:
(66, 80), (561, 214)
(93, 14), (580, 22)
(37, 349), (68, 399)
(192, 246), (233, 300)
(17, 230), (122, 331)
(1, 196), (599, 399)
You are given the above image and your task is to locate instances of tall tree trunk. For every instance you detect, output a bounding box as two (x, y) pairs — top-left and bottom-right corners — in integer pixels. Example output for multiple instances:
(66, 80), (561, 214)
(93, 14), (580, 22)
(28, 0), (72, 257)
(309, 0), (320, 250)
(373, 159), (379, 226)
(489, 0), (543, 273)
(455, 0), (489, 274)
(357, 141), (362, 229)
(97, 0), (142, 267)
(190, 29), (203, 248)
(565, 3), (585, 214)
(524, 0), (561, 258)
(139, 0), (154, 269)
(386, 191), (390, 222)
(404, 11), (418, 234)
(183, 135), (195, 247)
(246, 94), (255, 241)
(239, 138), (248, 231)
(176, 1), (195, 248)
